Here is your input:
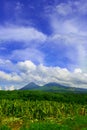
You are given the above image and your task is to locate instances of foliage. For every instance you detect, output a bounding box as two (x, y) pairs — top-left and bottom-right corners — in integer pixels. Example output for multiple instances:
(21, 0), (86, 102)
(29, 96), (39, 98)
(0, 90), (87, 104)
(0, 90), (87, 129)
(20, 122), (70, 130)
(0, 125), (11, 130)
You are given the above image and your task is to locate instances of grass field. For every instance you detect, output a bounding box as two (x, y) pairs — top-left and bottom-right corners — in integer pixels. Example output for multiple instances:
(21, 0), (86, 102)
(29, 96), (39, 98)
(0, 90), (87, 130)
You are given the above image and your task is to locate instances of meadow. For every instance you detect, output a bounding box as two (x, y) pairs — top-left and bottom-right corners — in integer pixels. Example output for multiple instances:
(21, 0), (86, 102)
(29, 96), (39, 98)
(0, 90), (87, 130)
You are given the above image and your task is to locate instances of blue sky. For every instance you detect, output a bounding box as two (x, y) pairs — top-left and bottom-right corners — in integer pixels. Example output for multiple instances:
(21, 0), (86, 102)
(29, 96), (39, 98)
(0, 0), (87, 90)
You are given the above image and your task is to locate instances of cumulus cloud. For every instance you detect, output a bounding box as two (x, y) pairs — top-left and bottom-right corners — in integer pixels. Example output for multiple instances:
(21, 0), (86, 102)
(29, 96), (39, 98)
(17, 60), (36, 72)
(17, 61), (87, 88)
(0, 60), (87, 89)
(0, 71), (22, 82)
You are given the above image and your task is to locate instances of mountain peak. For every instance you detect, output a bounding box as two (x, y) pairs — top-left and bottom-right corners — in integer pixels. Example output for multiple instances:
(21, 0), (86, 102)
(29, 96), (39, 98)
(20, 82), (40, 90)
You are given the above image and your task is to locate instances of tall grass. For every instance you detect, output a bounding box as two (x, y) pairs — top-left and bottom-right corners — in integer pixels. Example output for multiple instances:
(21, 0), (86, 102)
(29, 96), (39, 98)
(1, 91), (87, 129)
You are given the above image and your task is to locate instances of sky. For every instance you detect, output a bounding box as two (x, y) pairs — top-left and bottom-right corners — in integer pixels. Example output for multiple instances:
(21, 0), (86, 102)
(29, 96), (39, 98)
(0, 0), (87, 90)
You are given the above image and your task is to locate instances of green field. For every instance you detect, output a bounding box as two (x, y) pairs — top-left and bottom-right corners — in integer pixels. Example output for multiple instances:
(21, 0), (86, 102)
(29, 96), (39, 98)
(0, 90), (87, 130)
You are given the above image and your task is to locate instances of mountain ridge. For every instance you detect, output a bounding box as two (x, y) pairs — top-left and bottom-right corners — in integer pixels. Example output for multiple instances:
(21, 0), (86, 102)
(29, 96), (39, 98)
(20, 82), (87, 92)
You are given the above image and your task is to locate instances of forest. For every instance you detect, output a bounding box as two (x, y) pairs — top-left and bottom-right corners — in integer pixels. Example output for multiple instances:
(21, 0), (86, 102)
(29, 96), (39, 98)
(0, 90), (87, 130)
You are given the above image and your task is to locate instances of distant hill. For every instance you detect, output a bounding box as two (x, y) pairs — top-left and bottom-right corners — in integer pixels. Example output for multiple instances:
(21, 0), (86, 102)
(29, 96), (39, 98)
(20, 82), (87, 93)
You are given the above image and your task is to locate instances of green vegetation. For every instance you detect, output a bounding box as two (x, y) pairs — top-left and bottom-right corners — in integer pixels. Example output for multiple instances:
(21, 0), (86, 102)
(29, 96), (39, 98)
(0, 90), (87, 129)
(0, 125), (11, 130)
(20, 122), (69, 130)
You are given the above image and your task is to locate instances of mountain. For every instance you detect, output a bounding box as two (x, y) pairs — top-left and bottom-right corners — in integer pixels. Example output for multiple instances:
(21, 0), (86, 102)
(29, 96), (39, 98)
(39, 82), (68, 92)
(20, 82), (40, 90)
(20, 82), (70, 92)
(20, 82), (67, 91)
(42, 82), (87, 92)
(20, 82), (87, 93)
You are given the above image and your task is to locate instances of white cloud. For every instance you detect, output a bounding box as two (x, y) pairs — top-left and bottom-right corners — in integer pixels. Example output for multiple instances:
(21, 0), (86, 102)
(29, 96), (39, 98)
(50, 15), (79, 34)
(17, 60), (36, 72)
(50, 32), (87, 70)
(73, 0), (87, 15)
(5, 86), (15, 91)
(16, 61), (87, 88)
(74, 68), (82, 73)
(0, 59), (18, 72)
(9, 85), (15, 91)
(55, 0), (87, 16)
(49, 0), (87, 35)
(1, 0), (87, 90)
(48, 1), (87, 71)
(0, 86), (2, 90)
(11, 48), (45, 64)
(0, 71), (22, 82)
(56, 3), (73, 16)
(0, 60), (87, 89)
(0, 26), (47, 43)
(5, 85), (15, 91)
